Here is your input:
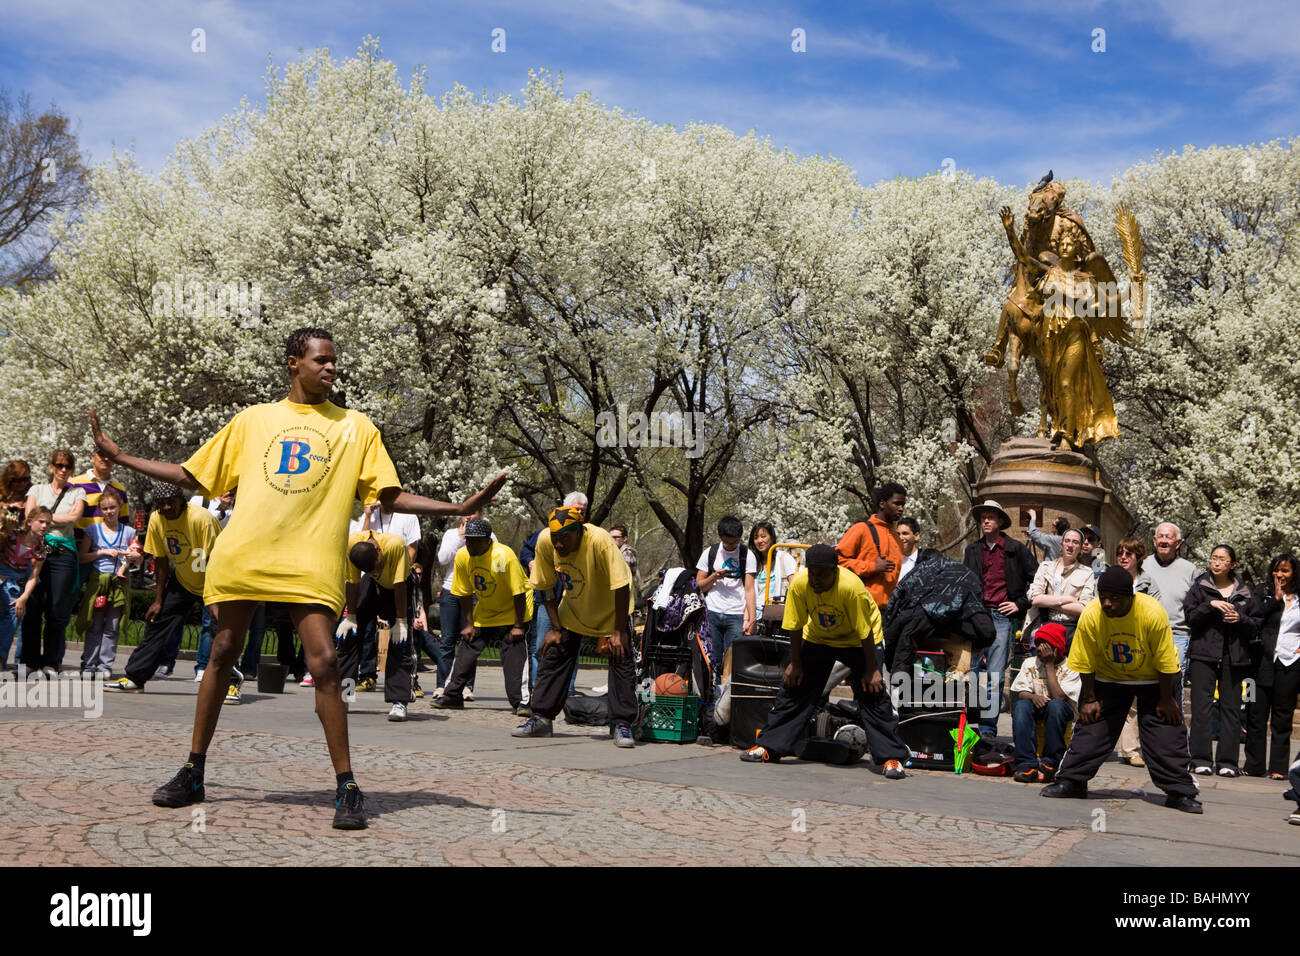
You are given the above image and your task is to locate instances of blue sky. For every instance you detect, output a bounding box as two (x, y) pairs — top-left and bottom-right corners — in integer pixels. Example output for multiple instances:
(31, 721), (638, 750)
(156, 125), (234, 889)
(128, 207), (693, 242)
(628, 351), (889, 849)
(1, 0), (1296, 188)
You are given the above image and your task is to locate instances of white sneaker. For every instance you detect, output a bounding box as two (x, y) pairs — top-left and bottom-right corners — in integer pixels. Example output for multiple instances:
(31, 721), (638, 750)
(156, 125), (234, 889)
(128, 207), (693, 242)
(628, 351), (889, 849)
(464, 688), (475, 702)
(432, 685), (445, 700)
(300, 673), (315, 687)
(193, 669), (205, 683)
(388, 702), (408, 722)
(591, 684), (608, 694)
(154, 665), (171, 679)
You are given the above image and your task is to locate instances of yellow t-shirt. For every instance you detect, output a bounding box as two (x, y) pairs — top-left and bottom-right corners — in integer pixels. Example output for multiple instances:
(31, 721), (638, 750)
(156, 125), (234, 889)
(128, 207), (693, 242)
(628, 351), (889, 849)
(452, 541), (534, 628)
(143, 503), (222, 598)
(529, 525), (632, 637)
(1067, 592), (1181, 683)
(345, 531), (410, 590)
(781, 566), (882, 648)
(181, 399), (400, 616)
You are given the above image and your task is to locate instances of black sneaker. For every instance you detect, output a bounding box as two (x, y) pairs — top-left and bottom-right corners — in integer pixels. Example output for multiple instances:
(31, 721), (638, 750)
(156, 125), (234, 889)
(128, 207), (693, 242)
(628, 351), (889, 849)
(1040, 779), (1088, 799)
(1164, 793), (1203, 814)
(433, 694), (464, 709)
(152, 763), (205, 808)
(333, 781), (367, 830)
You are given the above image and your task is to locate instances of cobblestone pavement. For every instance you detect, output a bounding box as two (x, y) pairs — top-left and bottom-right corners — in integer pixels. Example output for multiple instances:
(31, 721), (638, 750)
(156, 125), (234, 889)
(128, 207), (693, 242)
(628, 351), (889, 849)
(1, 668), (1297, 866)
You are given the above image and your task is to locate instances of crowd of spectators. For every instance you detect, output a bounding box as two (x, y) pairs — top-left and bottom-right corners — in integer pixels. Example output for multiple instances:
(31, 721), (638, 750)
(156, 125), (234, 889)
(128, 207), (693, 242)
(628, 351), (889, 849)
(2, 445), (1297, 826)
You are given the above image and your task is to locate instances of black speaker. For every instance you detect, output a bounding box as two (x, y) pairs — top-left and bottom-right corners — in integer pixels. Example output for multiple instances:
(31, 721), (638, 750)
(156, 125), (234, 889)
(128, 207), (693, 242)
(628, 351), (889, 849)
(730, 636), (790, 684)
(728, 637), (789, 748)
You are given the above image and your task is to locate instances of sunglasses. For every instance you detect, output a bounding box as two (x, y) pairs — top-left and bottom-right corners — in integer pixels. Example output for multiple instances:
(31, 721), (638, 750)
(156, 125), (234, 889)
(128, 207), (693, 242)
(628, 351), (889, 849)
(53, 463), (73, 470)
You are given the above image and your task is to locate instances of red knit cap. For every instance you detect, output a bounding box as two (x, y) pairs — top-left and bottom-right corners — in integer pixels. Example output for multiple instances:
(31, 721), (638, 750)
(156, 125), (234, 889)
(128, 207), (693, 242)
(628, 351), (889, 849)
(1035, 622), (1068, 657)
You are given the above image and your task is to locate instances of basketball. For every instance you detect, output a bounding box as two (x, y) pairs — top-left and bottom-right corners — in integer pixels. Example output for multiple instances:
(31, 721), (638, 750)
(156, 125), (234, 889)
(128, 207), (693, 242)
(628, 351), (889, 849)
(653, 673), (689, 696)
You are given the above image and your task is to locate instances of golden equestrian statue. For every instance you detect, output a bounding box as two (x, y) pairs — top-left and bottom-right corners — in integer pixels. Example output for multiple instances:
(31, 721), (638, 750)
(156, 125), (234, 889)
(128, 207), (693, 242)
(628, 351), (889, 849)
(985, 173), (1145, 448)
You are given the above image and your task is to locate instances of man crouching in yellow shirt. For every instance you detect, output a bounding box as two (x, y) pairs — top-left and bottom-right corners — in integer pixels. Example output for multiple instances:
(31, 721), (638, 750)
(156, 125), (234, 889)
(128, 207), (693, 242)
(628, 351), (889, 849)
(740, 544), (911, 778)
(340, 525), (418, 722)
(1042, 566), (1202, 813)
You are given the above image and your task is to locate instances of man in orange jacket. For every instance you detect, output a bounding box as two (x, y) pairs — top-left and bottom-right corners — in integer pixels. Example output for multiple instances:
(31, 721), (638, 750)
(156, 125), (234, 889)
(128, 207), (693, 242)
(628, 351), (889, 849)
(837, 483), (907, 609)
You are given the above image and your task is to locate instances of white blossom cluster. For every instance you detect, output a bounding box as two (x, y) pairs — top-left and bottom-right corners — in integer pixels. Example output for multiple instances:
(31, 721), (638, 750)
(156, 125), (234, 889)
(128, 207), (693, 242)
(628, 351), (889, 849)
(1, 42), (1296, 571)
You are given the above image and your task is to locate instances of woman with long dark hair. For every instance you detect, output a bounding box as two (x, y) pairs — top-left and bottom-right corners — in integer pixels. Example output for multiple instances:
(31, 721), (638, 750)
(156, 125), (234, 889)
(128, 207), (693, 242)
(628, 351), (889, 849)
(749, 521), (796, 614)
(1244, 553), (1300, 779)
(21, 449), (85, 675)
(1184, 544), (1257, 776)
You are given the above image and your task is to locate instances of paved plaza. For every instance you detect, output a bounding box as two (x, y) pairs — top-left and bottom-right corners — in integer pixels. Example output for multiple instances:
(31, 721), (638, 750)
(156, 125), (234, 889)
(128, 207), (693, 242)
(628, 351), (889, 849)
(1, 654), (1297, 867)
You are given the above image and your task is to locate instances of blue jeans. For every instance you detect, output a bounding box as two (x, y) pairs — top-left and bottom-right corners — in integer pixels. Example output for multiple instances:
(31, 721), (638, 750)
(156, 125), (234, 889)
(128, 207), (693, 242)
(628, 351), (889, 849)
(196, 606), (214, 670)
(972, 610), (1013, 735)
(1012, 696), (1074, 770)
(1171, 630), (1189, 696)
(707, 611), (744, 662)
(0, 565), (31, 667)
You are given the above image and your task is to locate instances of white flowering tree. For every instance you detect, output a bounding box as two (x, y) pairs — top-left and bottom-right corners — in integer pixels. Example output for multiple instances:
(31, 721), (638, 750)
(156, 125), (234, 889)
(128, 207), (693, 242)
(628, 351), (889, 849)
(1, 41), (1296, 576)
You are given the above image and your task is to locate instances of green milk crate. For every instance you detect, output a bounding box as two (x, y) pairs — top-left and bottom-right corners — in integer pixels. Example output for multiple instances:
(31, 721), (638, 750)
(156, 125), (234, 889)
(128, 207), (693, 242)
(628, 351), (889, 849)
(636, 693), (700, 743)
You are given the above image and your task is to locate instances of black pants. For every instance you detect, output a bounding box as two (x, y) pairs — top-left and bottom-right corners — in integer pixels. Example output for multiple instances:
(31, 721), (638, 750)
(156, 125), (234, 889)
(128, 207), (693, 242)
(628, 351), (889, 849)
(1188, 657), (1250, 770)
(756, 640), (909, 764)
(123, 578), (200, 687)
(1244, 659), (1300, 777)
(1056, 680), (1197, 797)
(443, 624), (530, 709)
(531, 629), (637, 724)
(20, 545), (79, 671)
(337, 573), (417, 704)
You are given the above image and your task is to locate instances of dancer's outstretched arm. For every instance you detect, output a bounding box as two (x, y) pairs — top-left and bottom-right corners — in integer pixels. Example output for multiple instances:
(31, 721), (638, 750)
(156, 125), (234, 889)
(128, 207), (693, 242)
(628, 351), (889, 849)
(90, 408), (197, 488)
(380, 470), (508, 518)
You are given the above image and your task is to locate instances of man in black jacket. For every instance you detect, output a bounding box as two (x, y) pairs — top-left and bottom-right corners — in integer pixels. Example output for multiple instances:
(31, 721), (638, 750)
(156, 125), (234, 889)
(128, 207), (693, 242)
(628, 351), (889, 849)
(963, 499), (1040, 741)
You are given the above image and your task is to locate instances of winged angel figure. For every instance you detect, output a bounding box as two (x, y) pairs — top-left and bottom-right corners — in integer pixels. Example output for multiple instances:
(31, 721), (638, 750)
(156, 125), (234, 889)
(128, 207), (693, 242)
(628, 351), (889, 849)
(989, 181), (1145, 448)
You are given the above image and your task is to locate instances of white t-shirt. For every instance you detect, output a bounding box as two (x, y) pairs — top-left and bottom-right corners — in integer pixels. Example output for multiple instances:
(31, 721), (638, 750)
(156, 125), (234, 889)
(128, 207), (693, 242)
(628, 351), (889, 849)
(696, 544), (758, 616)
(1277, 595), (1300, 668)
(899, 550), (919, 581)
(350, 508), (421, 547)
(754, 549), (797, 610)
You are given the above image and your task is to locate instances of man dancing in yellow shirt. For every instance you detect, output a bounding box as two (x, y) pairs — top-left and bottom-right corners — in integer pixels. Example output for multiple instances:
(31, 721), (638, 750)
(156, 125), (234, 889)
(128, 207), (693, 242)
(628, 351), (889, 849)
(740, 544), (910, 777)
(1042, 566), (1201, 812)
(90, 327), (506, 830)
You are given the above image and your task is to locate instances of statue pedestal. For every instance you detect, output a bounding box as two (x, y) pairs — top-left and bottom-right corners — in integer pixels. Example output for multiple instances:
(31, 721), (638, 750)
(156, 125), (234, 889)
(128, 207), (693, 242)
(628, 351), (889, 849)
(976, 437), (1133, 555)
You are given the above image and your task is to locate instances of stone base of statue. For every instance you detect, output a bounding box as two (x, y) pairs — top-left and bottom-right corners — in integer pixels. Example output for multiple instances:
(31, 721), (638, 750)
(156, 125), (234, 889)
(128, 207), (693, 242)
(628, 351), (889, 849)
(975, 437), (1134, 557)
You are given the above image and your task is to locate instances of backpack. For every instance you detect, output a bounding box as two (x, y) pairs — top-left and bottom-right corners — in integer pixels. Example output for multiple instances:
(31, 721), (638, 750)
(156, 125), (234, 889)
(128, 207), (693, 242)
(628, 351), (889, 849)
(562, 691), (609, 726)
(706, 542), (751, 580)
(850, 516), (882, 556)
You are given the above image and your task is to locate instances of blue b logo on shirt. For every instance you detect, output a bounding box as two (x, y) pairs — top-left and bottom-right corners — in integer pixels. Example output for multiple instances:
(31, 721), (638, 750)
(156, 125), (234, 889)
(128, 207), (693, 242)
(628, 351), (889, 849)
(557, 570), (574, 592)
(166, 535), (182, 556)
(275, 438), (312, 476)
(817, 611), (836, 628)
(474, 573), (487, 591)
(1111, 643), (1134, 664)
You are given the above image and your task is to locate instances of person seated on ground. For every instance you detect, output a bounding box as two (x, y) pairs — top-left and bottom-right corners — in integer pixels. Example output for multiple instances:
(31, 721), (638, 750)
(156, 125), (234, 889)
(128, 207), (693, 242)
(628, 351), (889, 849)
(1041, 567), (1202, 813)
(739, 544), (911, 778)
(1010, 623), (1080, 783)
